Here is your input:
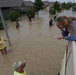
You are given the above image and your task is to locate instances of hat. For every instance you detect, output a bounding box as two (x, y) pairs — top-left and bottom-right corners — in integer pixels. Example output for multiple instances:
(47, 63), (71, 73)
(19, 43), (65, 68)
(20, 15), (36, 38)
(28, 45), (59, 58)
(12, 61), (22, 70)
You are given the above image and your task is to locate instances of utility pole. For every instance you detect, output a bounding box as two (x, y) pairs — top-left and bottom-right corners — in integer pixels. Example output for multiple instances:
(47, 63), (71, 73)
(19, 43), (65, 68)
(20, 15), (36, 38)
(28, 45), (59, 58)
(0, 7), (11, 46)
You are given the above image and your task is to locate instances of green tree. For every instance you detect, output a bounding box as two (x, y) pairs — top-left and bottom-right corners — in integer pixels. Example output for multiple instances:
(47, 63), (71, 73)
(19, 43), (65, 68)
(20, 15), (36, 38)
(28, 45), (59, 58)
(73, 3), (76, 6)
(8, 11), (19, 21)
(49, 9), (56, 15)
(34, 0), (43, 12)
(57, 8), (62, 12)
(53, 1), (60, 10)
(67, 2), (73, 8)
(26, 9), (35, 18)
(61, 2), (73, 9)
(61, 2), (66, 9)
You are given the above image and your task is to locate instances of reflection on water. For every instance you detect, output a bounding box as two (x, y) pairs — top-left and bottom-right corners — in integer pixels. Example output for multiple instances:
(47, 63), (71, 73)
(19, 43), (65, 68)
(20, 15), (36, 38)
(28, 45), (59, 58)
(0, 9), (75, 75)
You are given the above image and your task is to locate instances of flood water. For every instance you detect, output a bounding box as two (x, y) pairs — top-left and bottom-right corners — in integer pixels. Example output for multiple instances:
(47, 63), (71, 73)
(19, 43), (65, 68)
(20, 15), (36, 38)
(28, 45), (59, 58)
(0, 9), (75, 75)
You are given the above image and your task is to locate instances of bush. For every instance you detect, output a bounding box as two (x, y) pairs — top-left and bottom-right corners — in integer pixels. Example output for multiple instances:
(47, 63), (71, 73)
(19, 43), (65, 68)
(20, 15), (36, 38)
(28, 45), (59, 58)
(26, 9), (35, 18)
(49, 9), (56, 15)
(65, 5), (70, 9)
(8, 11), (19, 21)
(61, 2), (72, 9)
(21, 11), (26, 14)
(0, 21), (4, 30)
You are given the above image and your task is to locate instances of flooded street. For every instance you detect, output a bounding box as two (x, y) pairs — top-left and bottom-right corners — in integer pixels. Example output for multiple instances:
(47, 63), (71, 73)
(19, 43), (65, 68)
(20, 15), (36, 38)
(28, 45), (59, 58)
(0, 9), (68, 75)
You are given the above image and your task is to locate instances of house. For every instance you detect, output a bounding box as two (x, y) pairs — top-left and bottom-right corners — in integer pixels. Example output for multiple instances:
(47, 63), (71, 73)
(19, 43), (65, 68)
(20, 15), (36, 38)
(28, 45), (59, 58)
(72, 6), (76, 11)
(43, 1), (50, 7)
(49, 2), (54, 9)
(0, 0), (23, 19)
(22, 1), (34, 11)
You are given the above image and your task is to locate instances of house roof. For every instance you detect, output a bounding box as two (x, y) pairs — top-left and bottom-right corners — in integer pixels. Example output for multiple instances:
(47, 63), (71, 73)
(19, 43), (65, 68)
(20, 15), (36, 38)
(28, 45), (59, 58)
(43, 1), (50, 6)
(0, 0), (23, 7)
(49, 2), (54, 7)
(23, 1), (34, 7)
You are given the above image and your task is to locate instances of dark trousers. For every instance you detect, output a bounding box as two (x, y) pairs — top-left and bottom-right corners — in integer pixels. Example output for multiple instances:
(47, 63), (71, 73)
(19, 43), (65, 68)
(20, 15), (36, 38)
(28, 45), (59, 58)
(16, 24), (19, 28)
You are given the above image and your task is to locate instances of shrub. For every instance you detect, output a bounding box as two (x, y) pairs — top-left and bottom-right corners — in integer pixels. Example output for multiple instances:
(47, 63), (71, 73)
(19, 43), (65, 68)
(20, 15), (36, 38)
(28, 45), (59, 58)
(21, 11), (26, 14)
(0, 21), (4, 30)
(26, 9), (35, 18)
(49, 9), (56, 15)
(65, 5), (70, 9)
(8, 11), (19, 21)
(61, 2), (72, 9)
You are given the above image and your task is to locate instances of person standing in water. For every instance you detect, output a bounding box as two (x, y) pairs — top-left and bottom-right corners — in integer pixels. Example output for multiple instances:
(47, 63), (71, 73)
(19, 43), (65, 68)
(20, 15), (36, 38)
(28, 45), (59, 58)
(16, 19), (20, 29)
(49, 18), (53, 26)
(28, 15), (32, 22)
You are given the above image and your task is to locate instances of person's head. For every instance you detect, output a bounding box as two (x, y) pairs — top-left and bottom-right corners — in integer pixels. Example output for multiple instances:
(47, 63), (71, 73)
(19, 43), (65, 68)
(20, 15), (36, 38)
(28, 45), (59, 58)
(57, 16), (68, 30)
(12, 61), (26, 71)
(57, 16), (76, 35)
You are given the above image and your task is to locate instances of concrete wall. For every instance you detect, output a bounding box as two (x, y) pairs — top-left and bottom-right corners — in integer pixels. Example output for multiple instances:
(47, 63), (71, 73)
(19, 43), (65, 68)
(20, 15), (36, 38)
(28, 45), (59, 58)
(60, 41), (76, 75)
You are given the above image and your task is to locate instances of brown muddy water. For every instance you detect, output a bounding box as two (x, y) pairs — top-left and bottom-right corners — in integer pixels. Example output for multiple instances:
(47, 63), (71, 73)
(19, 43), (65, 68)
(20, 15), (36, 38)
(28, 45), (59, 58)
(0, 9), (73, 75)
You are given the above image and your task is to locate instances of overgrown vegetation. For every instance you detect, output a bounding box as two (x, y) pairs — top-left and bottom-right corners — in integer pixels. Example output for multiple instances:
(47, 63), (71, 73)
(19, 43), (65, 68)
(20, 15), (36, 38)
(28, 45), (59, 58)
(26, 9), (35, 18)
(53, 1), (61, 11)
(50, 1), (73, 15)
(49, 8), (56, 15)
(49, 1), (61, 14)
(61, 2), (73, 9)
(0, 21), (4, 30)
(8, 11), (19, 21)
(34, 0), (43, 12)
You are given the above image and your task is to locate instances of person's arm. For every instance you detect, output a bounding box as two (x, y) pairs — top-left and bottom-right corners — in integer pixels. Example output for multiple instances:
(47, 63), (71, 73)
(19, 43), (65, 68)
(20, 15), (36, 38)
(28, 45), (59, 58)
(64, 35), (76, 41)
(56, 28), (69, 40)
(4, 39), (8, 41)
(56, 35), (76, 41)
(58, 30), (76, 41)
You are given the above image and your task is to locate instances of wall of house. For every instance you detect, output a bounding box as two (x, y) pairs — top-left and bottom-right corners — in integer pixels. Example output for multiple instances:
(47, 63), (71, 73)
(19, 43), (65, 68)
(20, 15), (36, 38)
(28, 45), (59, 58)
(12, 7), (22, 16)
(1, 8), (10, 20)
(1, 7), (22, 20)
(23, 6), (33, 11)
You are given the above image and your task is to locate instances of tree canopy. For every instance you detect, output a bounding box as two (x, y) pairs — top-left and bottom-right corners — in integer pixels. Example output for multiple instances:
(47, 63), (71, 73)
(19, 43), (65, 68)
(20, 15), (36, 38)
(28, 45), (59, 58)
(34, 0), (43, 12)
(53, 1), (60, 10)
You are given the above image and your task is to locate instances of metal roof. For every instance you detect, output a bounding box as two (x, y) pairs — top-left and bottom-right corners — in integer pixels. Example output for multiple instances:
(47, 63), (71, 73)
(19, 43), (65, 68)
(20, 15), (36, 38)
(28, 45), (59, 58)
(0, 0), (23, 7)
(23, 1), (34, 6)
